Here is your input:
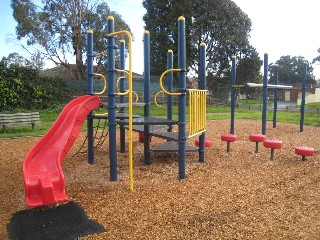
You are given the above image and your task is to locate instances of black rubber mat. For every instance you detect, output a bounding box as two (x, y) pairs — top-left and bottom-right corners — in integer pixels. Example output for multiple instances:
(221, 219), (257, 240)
(7, 201), (105, 240)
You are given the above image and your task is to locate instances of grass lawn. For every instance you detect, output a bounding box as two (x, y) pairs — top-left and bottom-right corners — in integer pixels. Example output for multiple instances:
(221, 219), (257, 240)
(0, 103), (319, 139)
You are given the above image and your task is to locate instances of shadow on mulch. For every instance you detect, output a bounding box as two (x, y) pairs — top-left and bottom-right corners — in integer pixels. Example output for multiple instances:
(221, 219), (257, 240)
(7, 201), (105, 240)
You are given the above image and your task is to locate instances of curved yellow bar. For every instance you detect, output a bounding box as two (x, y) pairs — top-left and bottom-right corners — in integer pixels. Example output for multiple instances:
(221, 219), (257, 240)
(95, 50), (107, 57)
(116, 76), (127, 93)
(93, 73), (107, 95)
(94, 112), (108, 117)
(159, 69), (183, 96)
(154, 91), (165, 108)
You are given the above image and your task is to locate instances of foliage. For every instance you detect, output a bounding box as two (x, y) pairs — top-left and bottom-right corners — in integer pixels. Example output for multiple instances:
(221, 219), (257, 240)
(0, 61), (71, 111)
(269, 55), (316, 86)
(143, 0), (262, 95)
(142, 0), (192, 75)
(11, 0), (131, 80)
(313, 48), (320, 64)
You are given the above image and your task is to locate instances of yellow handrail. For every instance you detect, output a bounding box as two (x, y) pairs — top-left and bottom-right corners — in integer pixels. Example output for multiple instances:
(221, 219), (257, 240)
(95, 50), (107, 57)
(116, 76), (139, 103)
(154, 91), (165, 108)
(187, 89), (208, 138)
(93, 73), (107, 95)
(107, 29), (134, 191)
(159, 69), (183, 96)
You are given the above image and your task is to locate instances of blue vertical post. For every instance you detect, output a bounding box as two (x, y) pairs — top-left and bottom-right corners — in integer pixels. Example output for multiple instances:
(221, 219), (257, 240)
(262, 53), (268, 135)
(107, 16), (117, 181)
(230, 55), (236, 134)
(178, 16), (187, 179)
(143, 30), (151, 164)
(167, 49), (173, 132)
(86, 30), (95, 164)
(273, 64), (279, 128)
(198, 42), (206, 163)
(300, 62), (307, 132)
(119, 39), (126, 153)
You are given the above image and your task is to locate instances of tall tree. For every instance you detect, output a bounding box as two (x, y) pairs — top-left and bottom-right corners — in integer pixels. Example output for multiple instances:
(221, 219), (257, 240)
(11, 0), (131, 80)
(312, 48), (320, 64)
(143, 0), (260, 95)
(142, 0), (192, 75)
(191, 0), (253, 78)
(269, 55), (316, 86)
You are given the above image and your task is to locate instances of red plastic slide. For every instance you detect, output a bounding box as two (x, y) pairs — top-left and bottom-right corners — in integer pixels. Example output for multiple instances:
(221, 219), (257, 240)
(23, 95), (101, 208)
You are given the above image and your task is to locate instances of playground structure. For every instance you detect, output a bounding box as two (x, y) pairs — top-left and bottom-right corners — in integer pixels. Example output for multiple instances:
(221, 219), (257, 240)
(221, 53), (315, 160)
(22, 16), (208, 207)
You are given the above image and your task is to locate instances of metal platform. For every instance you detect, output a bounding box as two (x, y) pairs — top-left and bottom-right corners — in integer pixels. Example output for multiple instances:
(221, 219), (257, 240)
(150, 131), (179, 141)
(118, 117), (177, 126)
(93, 113), (142, 119)
(101, 102), (146, 108)
(128, 125), (168, 133)
(151, 141), (198, 152)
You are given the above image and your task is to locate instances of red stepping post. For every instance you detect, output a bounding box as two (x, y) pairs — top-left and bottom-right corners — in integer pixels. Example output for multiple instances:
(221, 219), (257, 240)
(249, 134), (266, 153)
(195, 139), (212, 148)
(221, 134), (237, 153)
(263, 139), (282, 160)
(295, 146), (315, 161)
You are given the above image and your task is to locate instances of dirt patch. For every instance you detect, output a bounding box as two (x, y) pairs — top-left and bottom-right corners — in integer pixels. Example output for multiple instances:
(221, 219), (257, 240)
(1, 120), (320, 239)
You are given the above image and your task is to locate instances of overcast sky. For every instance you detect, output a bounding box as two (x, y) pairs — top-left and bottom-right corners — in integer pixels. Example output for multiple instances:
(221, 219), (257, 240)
(1, 0), (319, 78)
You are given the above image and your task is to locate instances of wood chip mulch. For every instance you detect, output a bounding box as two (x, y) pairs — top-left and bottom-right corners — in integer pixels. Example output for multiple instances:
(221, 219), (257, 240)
(1, 119), (320, 239)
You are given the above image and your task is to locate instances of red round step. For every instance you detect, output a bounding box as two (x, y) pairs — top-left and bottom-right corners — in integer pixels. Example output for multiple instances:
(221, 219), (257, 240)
(195, 139), (212, 147)
(249, 133), (265, 142)
(295, 146), (314, 157)
(221, 134), (237, 142)
(263, 139), (282, 149)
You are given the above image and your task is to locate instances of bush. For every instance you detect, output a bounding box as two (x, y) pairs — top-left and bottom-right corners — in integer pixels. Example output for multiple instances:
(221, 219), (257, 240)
(0, 62), (71, 111)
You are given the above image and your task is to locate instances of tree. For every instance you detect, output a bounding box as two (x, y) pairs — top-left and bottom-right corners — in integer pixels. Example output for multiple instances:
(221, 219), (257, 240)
(313, 48), (320, 64)
(269, 55), (316, 86)
(1, 52), (44, 69)
(143, 0), (261, 96)
(142, 0), (192, 76)
(11, 0), (131, 80)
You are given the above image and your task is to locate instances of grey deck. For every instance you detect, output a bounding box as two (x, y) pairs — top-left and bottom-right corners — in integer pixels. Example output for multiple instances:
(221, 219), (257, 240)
(151, 141), (198, 152)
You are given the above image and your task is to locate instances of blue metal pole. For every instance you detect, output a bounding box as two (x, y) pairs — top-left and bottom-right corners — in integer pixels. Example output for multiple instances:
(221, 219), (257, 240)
(107, 16), (117, 181)
(273, 64), (279, 128)
(300, 62), (307, 132)
(167, 49), (173, 132)
(230, 55), (236, 134)
(178, 16), (186, 179)
(198, 42), (206, 163)
(262, 53), (268, 135)
(119, 40), (126, 153)
(143, 30), (151, 164)
(86, 29), (95, 164)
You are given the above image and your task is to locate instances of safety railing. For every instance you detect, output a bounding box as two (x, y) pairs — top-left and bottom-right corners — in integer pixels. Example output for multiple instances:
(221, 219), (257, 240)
(187, 89), (207, 138)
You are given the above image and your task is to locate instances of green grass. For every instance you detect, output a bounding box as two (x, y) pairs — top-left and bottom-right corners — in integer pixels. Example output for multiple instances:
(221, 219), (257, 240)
(0, 103), (319, 139)
(304, 102), (320, 109)
(237, 99), (273, 106)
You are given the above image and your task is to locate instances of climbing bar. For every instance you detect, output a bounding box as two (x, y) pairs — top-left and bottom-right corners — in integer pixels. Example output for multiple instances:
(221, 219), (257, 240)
(231, 84), (245, 88)
(154, 91), (165, 108)
(93, 73), (107, 95)
(187, 89), (207, 138)
(246, 83), (292, 90)
(95, 50), (107, 57)
(115, 75), (138, 102)
(159, 69), (183, 96)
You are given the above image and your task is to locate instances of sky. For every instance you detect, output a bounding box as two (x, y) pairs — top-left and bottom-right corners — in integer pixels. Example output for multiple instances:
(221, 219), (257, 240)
(1, 0), (320, 79)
